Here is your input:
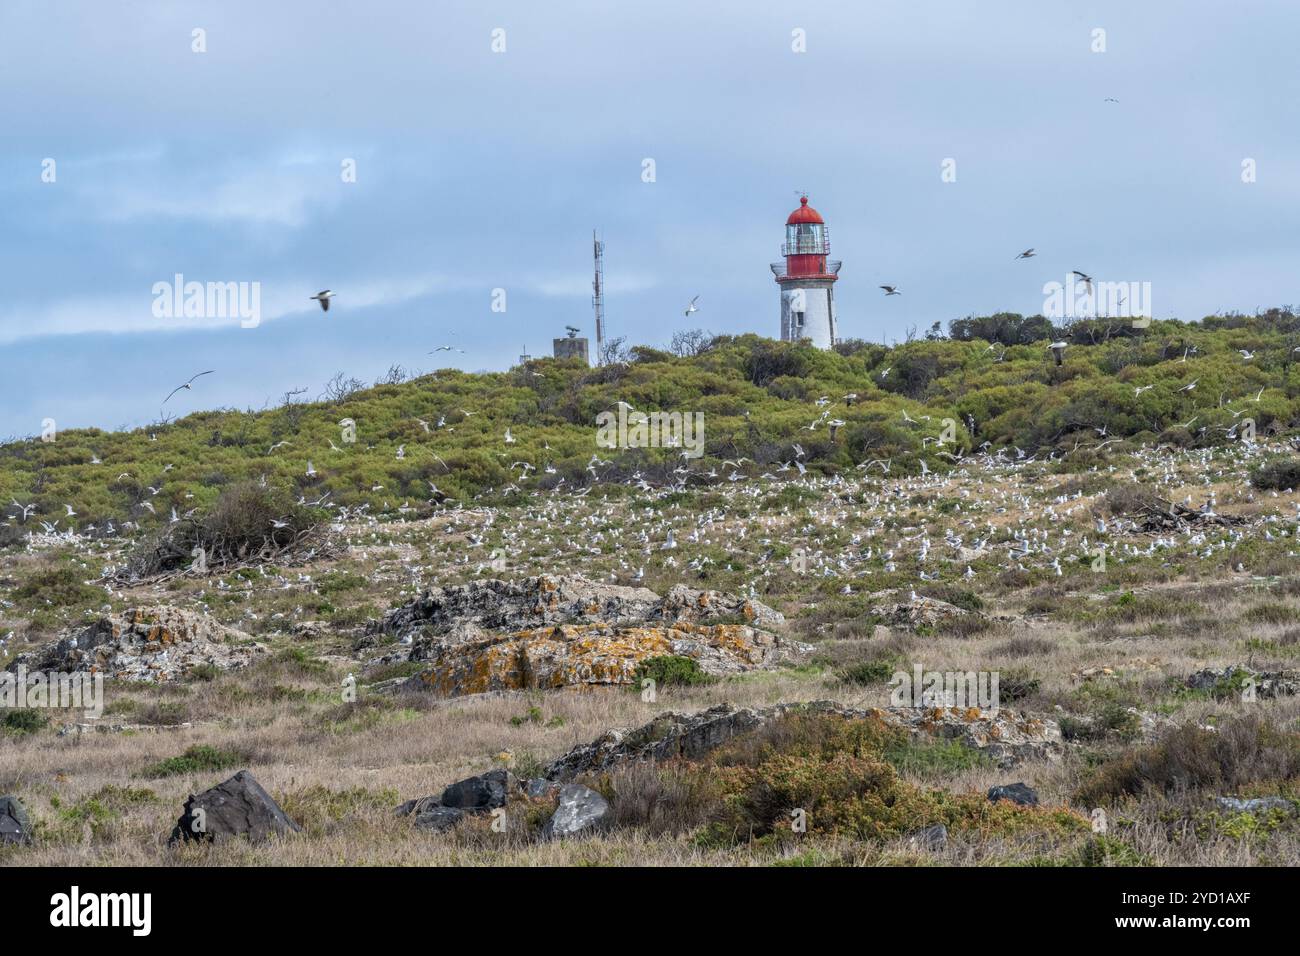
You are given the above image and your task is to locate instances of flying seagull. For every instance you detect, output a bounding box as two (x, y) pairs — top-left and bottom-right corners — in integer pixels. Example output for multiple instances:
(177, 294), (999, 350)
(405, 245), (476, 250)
(880, 285), (901, 296)
(310, 290), (335, 312)
(1072, 271), (1095, 296)
(1015, 248), (1036, 260)
(684, 295), (700, 317)
(163, 370), (215, 405)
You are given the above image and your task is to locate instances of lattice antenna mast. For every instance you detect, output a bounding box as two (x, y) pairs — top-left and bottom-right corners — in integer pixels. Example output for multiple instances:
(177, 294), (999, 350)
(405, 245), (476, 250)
(592, 230), (606, 365)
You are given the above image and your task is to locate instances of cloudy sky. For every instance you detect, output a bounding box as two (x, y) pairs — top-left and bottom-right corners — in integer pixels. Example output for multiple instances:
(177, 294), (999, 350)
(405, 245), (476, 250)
(2, 1), (1296, 436)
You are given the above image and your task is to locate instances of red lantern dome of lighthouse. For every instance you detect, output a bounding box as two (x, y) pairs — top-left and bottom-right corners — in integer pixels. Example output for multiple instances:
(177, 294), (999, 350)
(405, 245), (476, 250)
(776, 195), (840, 281)
(785, 195), (825, 226)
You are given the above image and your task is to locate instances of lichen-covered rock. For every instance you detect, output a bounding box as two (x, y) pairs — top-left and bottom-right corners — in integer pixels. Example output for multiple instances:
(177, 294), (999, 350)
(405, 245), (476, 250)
(1215, 796), (1295, 814)
(377, 575), (662, 637)
(378, 575), (785, 640)
(545, 700), (1062, 781)
(543, 784), (610, 839)
(378, 575), (801, 697)
(404, 621), (806, 697)
(11, 607), (263, 683)
(169, 770), (301, 845)
(1186, 665), (1300, 699)
(651, 584), (786, 629)
(868, 590), (972, 629)
(545, 702), (780, 780)
(873, 706), (1063, 769)
(290, 620), (331, 641)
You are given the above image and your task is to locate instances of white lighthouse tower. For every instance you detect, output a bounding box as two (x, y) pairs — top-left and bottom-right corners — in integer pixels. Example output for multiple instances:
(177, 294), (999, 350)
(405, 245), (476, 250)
(770, 195), (841, 349)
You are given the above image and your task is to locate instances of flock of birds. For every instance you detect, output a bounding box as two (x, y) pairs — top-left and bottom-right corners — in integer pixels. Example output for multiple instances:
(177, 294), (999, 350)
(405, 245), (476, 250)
(20, 434), (1282, 643)
(876, 248), (1098, 301)
(5, 278), (1298, 649)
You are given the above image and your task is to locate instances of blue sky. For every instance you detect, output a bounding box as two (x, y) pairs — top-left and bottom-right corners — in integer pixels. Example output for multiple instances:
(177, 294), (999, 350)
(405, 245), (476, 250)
(2, 0), (1297, 437)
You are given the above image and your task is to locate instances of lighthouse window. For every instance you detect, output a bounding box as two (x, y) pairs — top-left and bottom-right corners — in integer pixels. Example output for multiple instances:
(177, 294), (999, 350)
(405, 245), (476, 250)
(786, 223), (824, 253)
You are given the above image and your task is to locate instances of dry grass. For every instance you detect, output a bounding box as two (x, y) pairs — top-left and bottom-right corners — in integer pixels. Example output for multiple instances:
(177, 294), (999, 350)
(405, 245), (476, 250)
(3, 444), (1300, 866)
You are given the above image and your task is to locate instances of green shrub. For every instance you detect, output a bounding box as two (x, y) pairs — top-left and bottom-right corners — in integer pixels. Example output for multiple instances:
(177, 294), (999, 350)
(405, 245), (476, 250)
(631, 655), (714, 689)
(1076, 715), (1300, 806)
(140, 744), (245, 778)
(12, 566), (103, 609)
(837, 658), (900, 686)
(1252, 458), (1300, 490)
(2, 709), (49, 735)
(997, 667), (1041, 703)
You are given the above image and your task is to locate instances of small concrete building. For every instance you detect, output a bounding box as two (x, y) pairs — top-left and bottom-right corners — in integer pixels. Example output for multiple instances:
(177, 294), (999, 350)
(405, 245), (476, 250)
(553, 331), (590, 364)
(770, 195), (842, 349)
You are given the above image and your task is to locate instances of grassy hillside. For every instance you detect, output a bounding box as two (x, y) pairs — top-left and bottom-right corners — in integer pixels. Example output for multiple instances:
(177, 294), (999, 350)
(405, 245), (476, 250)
(4, 310), (1300, 534)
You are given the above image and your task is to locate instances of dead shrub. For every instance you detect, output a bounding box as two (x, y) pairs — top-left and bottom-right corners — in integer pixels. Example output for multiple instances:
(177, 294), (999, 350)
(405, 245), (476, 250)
(1076, 715), (1300, 807)
(123, 481), (323, 578)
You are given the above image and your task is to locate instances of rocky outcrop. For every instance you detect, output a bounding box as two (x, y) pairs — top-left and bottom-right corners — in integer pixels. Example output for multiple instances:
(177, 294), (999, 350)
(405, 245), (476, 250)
(395, 769), (610, 839)
(395, 769), (516, 832)
(169, 770), (301, 845)
(545, 699), (1063, 781)
(0, 795), (31, 846)
(1186, 665), (1300, 699)
(377, 576), (662, 636)
(405, 620), (803, 697)
(1216, 796), (1295, 814)
(375, 576), (804, 697)
(880, 706), (1063, 769)
(12, 607), (264, 683)
(868, 590), (973, 629)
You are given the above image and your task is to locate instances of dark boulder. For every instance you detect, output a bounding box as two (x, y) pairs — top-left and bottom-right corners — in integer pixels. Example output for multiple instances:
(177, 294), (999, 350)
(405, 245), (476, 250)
(440, 769), (514, 811)
(413, 806), (465, 832)
(987, 782), (1039, 807)
(0, 795), (31, 846)
(169, 770), (301, 844)
(905, 823), (948, 850)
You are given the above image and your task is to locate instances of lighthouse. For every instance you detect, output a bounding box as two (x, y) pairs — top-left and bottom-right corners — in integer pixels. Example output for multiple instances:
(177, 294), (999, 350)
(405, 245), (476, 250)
(770, 195), (841, 349)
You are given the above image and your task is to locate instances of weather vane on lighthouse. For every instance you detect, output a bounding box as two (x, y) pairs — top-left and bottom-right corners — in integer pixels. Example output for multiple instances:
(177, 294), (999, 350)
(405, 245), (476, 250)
(770, 195), (842, 348)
